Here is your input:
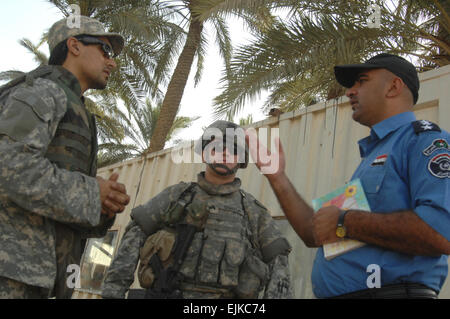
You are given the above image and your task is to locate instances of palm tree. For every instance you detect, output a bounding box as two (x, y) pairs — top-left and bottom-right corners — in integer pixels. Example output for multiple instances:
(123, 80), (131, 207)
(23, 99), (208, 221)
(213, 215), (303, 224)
(0, 36), (197, 167)
(47, 0), (186, 113)
(46, 1), (289, 153)
(98, 98), (199, 167)
(0, 39), (48, 82)
(146, 0), (280, 153)
(213, 0), (450, 118)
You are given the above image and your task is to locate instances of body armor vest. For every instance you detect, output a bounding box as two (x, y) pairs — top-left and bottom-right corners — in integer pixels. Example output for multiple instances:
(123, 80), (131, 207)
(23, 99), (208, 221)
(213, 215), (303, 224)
(180, 186), (250, 288)
(43, 68), (98, 177)
(43, 67), (98, 298)
(137, 182), (270, 298)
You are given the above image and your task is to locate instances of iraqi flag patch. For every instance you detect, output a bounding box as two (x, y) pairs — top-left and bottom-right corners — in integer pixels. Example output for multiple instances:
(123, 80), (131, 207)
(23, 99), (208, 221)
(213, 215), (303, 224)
(371, 154), (388, 166)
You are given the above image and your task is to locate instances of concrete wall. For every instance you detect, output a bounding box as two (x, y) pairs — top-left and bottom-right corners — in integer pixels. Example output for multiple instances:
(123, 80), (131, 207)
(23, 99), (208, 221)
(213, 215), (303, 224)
(73, 64), (450, 299)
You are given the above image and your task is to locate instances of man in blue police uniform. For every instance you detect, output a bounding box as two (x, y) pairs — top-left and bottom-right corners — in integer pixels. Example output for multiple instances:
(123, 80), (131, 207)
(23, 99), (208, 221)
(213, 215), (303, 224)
(246, 53), (450, 298)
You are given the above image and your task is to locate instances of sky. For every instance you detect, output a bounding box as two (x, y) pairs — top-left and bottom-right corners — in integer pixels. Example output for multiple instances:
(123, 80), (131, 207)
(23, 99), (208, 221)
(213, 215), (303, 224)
(0, 0), (268, 143)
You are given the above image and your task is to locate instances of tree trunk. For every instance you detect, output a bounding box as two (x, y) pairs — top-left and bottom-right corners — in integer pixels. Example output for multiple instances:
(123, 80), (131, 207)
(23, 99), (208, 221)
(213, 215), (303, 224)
(147, 17), (203, 153)
(437, 0), (450, 65)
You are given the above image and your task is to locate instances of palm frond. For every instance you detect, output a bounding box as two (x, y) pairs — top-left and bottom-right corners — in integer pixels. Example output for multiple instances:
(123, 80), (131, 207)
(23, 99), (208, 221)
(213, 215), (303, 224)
(0, 70), (25, 82)
(213, 0), (449, 118)
(18, 38), (49, 65)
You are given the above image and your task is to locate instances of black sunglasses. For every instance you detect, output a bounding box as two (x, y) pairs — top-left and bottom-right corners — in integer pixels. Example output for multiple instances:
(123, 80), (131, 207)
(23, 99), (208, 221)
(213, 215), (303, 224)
(76, 36), (115, 59)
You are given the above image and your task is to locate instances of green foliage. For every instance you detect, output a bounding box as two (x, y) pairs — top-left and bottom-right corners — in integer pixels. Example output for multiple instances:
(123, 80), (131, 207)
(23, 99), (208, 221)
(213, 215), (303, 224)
(97, 98), (199, 167)
(146, 0), (282, 152)
(47, 0), (186, 109)
(213, 0), (450, 118)
(0, 34), (197, 169)
(238, 114), (253, 126)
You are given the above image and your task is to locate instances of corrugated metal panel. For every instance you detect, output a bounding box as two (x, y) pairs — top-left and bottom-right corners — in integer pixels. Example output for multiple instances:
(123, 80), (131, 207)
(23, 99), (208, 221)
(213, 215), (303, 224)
(84, 64), (450, 299)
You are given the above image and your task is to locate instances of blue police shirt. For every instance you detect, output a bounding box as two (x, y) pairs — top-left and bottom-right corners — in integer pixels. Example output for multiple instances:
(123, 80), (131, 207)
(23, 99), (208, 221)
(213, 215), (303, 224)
(311, 112), (450, 298)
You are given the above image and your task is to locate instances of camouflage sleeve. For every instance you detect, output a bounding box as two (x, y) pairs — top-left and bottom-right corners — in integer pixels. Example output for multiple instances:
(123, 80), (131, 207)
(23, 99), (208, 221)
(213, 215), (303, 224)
(254, 201), (291, 262)
(251, 198), (292, 298)
(101, 220), (146, 299)
(131, 182), (191, 235)
(263, 255), (293, 298)
(71, 214), (116, 239)
(0, 79), (102, 227)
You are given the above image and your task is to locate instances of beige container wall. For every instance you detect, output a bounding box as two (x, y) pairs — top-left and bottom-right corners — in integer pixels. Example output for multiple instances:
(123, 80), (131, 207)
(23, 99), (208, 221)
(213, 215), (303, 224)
(73, 64), (450, 299)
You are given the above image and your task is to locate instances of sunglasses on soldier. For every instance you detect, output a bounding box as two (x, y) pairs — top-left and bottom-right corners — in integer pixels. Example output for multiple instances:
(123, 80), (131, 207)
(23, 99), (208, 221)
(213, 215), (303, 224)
(214, 141), (242, 157)
(76, 36), (115, 59)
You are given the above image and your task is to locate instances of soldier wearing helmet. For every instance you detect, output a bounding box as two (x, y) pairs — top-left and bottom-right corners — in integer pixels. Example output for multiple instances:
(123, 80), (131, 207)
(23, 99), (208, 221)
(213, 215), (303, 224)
(196, 120), (249, 176)
(102, 121), (293, 299)
(0, 16), (130, 298)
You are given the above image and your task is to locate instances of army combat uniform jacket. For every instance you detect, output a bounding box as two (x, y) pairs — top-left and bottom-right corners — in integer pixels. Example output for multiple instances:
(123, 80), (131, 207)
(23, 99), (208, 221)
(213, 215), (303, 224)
(0, 65), (113, 298)
(102, 172), (292, 299)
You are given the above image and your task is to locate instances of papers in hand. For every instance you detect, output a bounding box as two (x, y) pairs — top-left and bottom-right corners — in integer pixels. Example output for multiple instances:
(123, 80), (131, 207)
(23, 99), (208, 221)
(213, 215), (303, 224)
(312, 179), (371, 260)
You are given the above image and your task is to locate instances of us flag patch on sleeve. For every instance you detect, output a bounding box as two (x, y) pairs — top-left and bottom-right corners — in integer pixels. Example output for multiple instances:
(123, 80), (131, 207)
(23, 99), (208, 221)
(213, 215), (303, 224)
(371, 154), (388, 166)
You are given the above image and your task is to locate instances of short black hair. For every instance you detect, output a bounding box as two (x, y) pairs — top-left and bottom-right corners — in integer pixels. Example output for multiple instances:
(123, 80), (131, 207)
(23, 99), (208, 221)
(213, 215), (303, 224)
(48, 34), (90, 66)
(48, 40), (68, 65)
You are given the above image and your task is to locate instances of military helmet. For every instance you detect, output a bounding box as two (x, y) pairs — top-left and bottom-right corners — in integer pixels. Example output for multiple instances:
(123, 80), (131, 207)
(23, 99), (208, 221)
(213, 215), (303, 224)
(48, 16), (124, 57)
(195, 120), (249, 169)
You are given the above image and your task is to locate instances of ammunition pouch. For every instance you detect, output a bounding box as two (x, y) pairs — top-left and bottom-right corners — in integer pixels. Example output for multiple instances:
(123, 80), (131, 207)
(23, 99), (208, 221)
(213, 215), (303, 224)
(220, 239), (246, 287)
(138, 229), (176, 289)
(181, 235), (250, 291)
(197, 236), (225, 284)
(142, 223), (198, 299)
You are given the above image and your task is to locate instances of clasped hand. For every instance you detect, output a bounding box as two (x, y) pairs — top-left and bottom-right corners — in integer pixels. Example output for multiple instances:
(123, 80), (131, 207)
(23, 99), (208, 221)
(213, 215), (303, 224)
(96, 173), (130, 218)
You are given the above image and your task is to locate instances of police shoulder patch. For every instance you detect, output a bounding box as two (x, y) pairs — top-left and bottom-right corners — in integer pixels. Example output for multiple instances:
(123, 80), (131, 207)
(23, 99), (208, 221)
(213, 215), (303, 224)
(428, 153), (450, 178)
(423, 139), (450, 156)
(413, 120), (441, 135)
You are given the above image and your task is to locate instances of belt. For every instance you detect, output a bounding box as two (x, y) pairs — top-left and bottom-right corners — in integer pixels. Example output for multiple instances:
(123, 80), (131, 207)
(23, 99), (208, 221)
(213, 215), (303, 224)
(331, 283), (438, 299)
(180, 283), (235, 298)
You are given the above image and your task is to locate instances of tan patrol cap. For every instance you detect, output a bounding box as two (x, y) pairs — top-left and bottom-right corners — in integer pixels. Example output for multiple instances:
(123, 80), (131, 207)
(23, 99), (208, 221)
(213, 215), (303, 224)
(48, 15), (124, 57)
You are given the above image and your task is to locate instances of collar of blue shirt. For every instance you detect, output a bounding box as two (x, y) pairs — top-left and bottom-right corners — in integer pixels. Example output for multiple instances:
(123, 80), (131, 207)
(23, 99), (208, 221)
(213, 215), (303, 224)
(358, 112), (417, 157)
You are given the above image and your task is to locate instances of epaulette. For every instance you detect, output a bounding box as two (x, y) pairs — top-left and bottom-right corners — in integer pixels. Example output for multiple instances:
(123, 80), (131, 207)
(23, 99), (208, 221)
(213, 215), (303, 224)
(412, 120), (441, 135)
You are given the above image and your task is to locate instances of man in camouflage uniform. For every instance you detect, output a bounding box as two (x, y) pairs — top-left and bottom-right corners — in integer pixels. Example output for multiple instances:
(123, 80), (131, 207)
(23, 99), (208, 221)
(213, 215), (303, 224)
(102, 121), (293, 299)
(0, 16), (130, 298)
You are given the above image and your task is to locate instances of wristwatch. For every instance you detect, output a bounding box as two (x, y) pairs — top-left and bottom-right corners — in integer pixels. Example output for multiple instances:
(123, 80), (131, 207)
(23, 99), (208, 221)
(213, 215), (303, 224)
(336, 210), (349, 238)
